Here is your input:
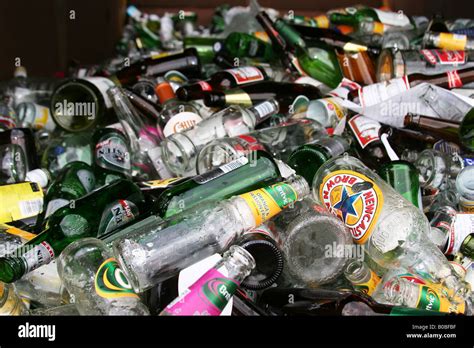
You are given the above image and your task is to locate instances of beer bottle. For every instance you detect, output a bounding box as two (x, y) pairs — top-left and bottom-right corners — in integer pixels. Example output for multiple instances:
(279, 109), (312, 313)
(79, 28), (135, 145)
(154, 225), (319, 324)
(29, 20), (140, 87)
(0, 179), (145, 283)
(213, 32), (276, 62)
(344, 260), (380, 296)
(423, 31), (474, 51)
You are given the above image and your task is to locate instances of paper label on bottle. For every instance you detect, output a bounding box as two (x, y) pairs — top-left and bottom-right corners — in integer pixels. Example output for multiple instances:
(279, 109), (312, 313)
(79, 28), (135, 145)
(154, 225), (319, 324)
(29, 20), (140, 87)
(225, 67), (264, 85)
(327, 78), (361, 100)
(253, 101), (277, 122)
(1, 224), (36, 241)
(353, 270), (380, 296)
(197, 81), (212, 91)
(239, 182), (298, 226)
(438, 33), (467, 50)
(45, 198), (70, 218)
(95, 258), (139, 299)
(319, 170), (384, 245)
(98, 200), (138, 236)
(0, 182), (44, 223)
(32, 104), (53, 130)
(96, 135), (131, 171)
(348, 115), (381, 149)
(433, 140), (462, 155)
(163, 112), (202, 137)
(373, 9), (410, 27)
(194, 157), (249, 184)
(358, 76), (410, 107)
(315, 15), (329, 28)
(236, 135), (266, 152)
(414, 284), (465, 313)
(21, 241), (55, 273)
(84, 77), (115, 109)
(445, 214), (474, 255)
(0, 115), (16, 129)
(459, 197), (474, 212)
(421, 50), (466, 66)
(138, 177), (183, 189)
(446, 70), (463, 89)
(319, 98), (346, 121)
(164, 268), (238, 316)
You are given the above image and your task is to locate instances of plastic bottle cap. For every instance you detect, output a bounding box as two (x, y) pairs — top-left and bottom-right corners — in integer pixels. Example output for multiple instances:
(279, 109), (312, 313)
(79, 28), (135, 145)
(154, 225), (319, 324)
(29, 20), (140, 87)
(25, 169), (49, 188)
(155, 82), (176, 104)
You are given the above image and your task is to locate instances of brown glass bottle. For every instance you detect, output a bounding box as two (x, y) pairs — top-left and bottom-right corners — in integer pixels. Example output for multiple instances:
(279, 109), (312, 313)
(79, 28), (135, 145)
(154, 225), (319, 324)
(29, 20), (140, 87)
(404, 114), (461, 145)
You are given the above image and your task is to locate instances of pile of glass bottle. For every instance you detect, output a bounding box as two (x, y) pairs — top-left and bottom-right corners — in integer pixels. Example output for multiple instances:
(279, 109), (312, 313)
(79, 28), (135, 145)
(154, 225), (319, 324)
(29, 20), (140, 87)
(1, 2), (474, 316)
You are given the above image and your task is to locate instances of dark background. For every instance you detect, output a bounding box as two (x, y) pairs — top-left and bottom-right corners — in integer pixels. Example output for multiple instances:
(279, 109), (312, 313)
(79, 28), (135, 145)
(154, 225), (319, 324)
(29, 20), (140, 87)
(0, 0), (473, 80)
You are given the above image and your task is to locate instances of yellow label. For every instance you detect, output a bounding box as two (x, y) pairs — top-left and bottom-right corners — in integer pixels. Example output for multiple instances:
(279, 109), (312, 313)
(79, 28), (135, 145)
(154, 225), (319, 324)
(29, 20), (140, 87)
(239, 183), (298, 226)
(0, 223), (36, 241)
(438, 33), (467, 50)
(323, 98), (345, 120)
(373, 21), (385, 35)
(343, 42), (368, 52)
(253, 31), (270, 43)
(319, 170), (384, 245)
(0, 282), (4, 298)
(33, 107), (50, 129)
(0, 183), (44, 223)
(459, 198), (474, 212)
(353, 270), (381, 296)
(315, 15), (329, 28)
(224, 91), (253, 107)
(141, 178), (181, 189)
(415, 284), (465, 314)
(151, 49), (184, 60)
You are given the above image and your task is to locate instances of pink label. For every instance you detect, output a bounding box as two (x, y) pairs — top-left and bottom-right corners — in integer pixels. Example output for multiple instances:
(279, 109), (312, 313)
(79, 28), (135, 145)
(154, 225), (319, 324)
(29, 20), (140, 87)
(164, 268), (239, 316)
(447, 70), (463, 88)
(198, 81), (212, 91)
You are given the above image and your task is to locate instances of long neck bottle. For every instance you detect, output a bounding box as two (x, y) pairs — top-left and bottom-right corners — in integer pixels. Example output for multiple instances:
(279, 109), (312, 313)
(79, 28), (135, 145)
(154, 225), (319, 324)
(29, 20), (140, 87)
(113, 176), (309, 292)
(160, 245), (255, 316)
(161, 99), (280, 176)
(218, 32), (277, 62)
(0, 179), (145, 283)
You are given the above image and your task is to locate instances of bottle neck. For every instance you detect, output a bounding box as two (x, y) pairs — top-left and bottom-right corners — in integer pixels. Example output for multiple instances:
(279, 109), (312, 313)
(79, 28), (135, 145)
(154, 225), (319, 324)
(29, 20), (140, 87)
(218, 245), (255, 284)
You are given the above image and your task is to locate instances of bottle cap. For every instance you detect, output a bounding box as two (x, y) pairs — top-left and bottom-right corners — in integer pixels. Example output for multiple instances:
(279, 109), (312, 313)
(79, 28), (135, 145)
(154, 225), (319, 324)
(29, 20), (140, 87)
(155, 82), (176, 104)
(14, 66), (27, 78)
(25, 168), (50, 188)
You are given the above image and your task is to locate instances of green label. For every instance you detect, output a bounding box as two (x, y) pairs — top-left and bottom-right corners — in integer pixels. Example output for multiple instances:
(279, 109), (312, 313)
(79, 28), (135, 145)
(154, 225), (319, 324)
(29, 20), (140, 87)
(263, 183), (298, 209)
(417, 286), (441, 311)
(94, 258), (138, 299)
(390, 307), (446, 316)
(202, 277), (238, 311)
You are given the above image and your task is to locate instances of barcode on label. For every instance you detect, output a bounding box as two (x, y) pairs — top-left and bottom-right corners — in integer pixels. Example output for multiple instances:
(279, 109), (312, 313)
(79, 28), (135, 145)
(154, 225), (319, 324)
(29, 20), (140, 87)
(19, 199), (43, 218)
(253, 101), (276, 121)
(220, 157), (249, 173)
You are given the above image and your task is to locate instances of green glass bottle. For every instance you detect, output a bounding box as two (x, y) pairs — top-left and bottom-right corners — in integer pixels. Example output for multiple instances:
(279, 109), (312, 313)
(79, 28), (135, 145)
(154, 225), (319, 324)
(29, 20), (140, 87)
(92, 128), (132, 187)
(287, 135), (350, 185)
(34, 161), (96, 232)
(459, 108), (474, 152)
(0, 179), (145, 283)
(183, 37), (221, 64)
(154, 151), (288, 218)
(216, 32), (277, 61)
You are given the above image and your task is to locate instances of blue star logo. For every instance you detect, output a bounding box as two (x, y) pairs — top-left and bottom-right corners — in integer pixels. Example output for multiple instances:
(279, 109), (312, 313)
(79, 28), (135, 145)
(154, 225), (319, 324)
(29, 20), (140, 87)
(333, 186), (361, 222)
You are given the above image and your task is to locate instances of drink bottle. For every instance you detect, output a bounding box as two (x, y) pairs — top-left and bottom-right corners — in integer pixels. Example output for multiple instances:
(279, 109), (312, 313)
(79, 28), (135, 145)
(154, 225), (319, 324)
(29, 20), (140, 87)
(335, 49), (377, 85)
(196, 119), (327, 174)
(312, 155), (471, 301)
(0, 181), (43, 224)
(57, 237), (149, 315)
(232, 288), (269, 316)
(378, 125), (437, 155)
(176, 66), (279, 101)
(126, 5), (161, 50)
(183, 37), (220, 65)
(377, 48), (474, 82)
(34, 161), (95, 231)
(283, 14), (331, 29)
(50, 77), (116, 132)
(122, 88), (163, 126)
(92, 127), (132, 186)
(213, 32), (276, 62)
(114, 48), (202, 86)
(302, 97), (348, 129)
(15, 101), (56, 132)
(329, 6), (413, 29)
(0, 95), (17, 131)
(113, 176), (309, 292)
(259, 287), (445, 316)
(423, 31), (474, 51)
(172, 11), (198, 37)
(161, 99), (279, 176)
(155, 81), (203, 138)
(160, 245), (255, 316)
(351, 67), (474, 107)
(0, 282), (27, 315)
(203, 81), (321, 113)
(0, 179), (145, 283)
(236, 224), (284, 291)
(344, 260), (381, 296)
(153, 151), (292, 219)
(287, 135), (350, 185)
(456, 165), (474, 212)
(414, 149), (462, 190)
(0, 128), (39, 174)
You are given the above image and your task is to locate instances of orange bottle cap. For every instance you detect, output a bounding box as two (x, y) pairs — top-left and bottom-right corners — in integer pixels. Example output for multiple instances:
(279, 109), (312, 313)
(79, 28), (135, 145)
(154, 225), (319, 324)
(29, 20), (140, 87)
(155, 82), (176, 104)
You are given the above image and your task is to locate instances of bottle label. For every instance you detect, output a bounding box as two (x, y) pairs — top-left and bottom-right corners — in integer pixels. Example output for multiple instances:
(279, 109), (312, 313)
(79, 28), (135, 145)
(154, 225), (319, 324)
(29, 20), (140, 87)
(76, 169), (96, 193)
(239, 182), (298, 226)
(21, 241), (55, 273)
(318, 98), (346, 121)
(373, 9), (410, 27)
(163, 112), (202, 137)
(225, 67), (264, 85)
(138, 177), (183, 189)
(445, 213), (474, 255)
(358, 76), (410, 107)
(45, 198), (70, 218)
(164, 268), (238, 316)
(96, 135), (131, 171)
(319, 170), (384, 245)
(224, 91), (253, 107)
(438, 33), (467, 50)
(194, 157), (249, 184)
(0, 182), (44, 223)
(446, 70), (463, 89)
(315, 15), (329, 28)
(31, 103), (53, 130)
(327, 78), (361, 100)
(459, 197), (474, 212)
(84, 77), (115, 109)
(252, 101), (277, 122)
(348, 115), (381, 149)
(197, 81), (212, 91)
(353, 270), (381, 296)
(416, 285), (465, 313)
(420, 50), (466, 66)
(94, 258), (139, 299)
(0, 115), (16, 129)
(98, 200), (138, 236)
(236, 135), (266, 152)
(0, 224), (36, 241)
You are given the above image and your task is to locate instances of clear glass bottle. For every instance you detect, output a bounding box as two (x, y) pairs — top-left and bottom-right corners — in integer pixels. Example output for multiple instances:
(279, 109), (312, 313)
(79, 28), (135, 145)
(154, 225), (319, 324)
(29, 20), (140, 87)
(113, 176), (309, 292)
(456, 165), (474, 212)
(0, 282), (27, 315)
(160, 245), (255, 316)
(57, 238), (149, 315)
(344, 260), (380, 296)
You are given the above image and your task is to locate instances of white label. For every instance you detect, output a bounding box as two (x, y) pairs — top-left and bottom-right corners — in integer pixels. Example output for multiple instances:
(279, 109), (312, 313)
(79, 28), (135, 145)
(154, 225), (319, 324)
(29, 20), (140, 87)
(193, 157), (249, 184)
(447, 214), (474, 255)
(84, 77), (115, 109)
(163, 112), (202, 137)
(25, 261), (63, 295)
(226, 67), (264, 85)
(22, 241), (55, 273)
(45, 198), (69, 218)
(348, 115), (381, 149)
(253, 101), (277, 121)
(374, 9), (410, 27)
(327, 78), (362, 100)
(359, 76), (410, 107)
(219, 156), (249, 173)
(18, 199), (43, 218)
(76, 169), (95, 193)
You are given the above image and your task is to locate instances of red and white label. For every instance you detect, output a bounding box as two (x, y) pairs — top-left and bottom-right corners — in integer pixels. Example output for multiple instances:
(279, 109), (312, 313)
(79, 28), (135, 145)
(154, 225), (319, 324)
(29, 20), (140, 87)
(348, 115), (381, 149)
(237, 134), (266, 152)
(226, 67), (264, 85)
(446, 70), (463, 89)
(198, 81), (212, 91)
(421, 50), (466, 66)
(358, 76), (410, 107)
